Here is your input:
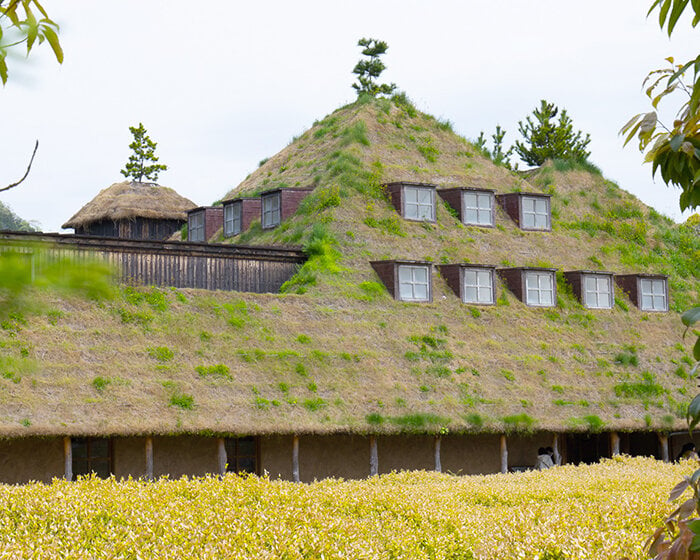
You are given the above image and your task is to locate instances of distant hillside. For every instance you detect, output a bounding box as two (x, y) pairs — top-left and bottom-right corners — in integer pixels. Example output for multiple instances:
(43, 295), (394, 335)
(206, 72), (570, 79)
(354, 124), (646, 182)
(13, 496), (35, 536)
(0, 201), (35, 231)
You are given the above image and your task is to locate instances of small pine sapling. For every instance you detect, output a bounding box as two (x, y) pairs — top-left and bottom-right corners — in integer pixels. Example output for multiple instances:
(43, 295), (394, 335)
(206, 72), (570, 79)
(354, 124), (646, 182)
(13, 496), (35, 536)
(120, 123), (168, 182)
(352, 38), (396, 98)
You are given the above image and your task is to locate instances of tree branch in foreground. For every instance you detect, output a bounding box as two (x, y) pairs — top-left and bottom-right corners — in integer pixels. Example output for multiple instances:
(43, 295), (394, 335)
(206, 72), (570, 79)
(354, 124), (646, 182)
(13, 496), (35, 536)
(0, 140), (38, 193)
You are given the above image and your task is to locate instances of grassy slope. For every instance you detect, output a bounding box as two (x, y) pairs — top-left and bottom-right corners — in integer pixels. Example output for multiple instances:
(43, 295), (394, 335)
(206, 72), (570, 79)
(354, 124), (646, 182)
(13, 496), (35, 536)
(0, 97), (698, 437)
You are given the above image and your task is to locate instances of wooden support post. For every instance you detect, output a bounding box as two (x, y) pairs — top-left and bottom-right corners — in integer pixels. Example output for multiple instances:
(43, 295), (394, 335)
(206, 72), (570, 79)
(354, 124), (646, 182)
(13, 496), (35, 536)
(369, 435), (378, 476)
(658, 433), (669, 463)
(145, 436), (154, 481)
(217, 437), (227, 476)
(610, 431), (620, 456)
(292, 435), (300, 482)
(63, 436), (72, 481)
(434, 435), (442, 473)
(552, 433), (561, 465)
(500, 434), (508, 474)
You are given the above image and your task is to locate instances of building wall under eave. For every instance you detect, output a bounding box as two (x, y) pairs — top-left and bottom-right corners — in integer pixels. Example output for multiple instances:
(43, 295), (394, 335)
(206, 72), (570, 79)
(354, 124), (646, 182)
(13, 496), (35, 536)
(0, 437), (64, 483)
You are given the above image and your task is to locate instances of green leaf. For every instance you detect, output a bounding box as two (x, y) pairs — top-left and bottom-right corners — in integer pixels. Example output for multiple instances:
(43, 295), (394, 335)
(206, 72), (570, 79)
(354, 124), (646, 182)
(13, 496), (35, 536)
(694, 337), (700, 361)
(670, 134), (686, 151)
(689, 394), (700, 431)
(0, 53), (7, 86)
(41, 26), (63, 64)
(682, 307), (700, 327)
(668, 0), (691, 35)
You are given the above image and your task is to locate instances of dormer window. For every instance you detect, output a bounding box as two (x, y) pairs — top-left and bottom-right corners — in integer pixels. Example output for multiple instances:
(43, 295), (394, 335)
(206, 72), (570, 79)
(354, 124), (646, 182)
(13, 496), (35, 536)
(584, 274), (613, 309)
(404, 186), (435, 221)
(186, 207), (223, 243)
(640, 278), (668, 311)
(521, 196), (550, 230)
(463, 191), (494, 226)
(439, 264), (496, 305)
(496, 193), (552, 231)
(188, 210), (205, 242)
(370, 260), (433, 302)
(384, 182), (437, 222)
(398, 264), (431, 301)
(525, 270), (555, 306)
(563, 271), (614, 309)
(463, 267), (495, 304)
(438, 188), (495, 227)
(224, 201), (242, 237)
(615, 274), (669, 312)
(262, 192), (281, 229)
(498, 267), (557, 308)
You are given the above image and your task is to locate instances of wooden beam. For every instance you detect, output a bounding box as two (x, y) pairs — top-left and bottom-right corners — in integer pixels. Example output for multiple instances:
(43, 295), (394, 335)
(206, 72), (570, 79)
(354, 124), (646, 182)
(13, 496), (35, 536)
(658, 433), (669, 463)
(500, 434), (508, 474)
(217, 437), (227, 476)
(145, 436), (154, 481)
(552, 433), (561, 465)
(292, 435), (300, 482)
(369, 436), (378, 476)
(610, 432), (620, 456)
(63, 436), (72, 481)
(434, 435), (442, 473)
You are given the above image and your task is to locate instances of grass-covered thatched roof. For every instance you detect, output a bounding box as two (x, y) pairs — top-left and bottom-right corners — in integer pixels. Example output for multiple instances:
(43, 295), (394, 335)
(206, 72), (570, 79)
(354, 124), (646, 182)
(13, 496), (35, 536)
(62, 181), (196, 230)
(3, 96), (698, 438)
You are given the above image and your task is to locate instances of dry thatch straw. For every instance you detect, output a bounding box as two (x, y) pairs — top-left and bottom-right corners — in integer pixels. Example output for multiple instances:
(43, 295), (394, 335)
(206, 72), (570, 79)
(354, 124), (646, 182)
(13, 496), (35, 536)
(62, 181), (196, 230)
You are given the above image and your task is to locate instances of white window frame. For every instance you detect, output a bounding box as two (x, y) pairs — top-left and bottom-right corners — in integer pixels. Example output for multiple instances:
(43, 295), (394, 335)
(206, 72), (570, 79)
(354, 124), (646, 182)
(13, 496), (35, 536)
(397, 264), (431, 302)
(224, 201), (242, 237)
(462, 267), (494, 304)
(403, 186), (435, 221)
(521, 196), (550, 230)
(639, 278), (668, 311)
(462, 192), (494, 227)
(582, 274), (613, 309)
(524, 271), (555, 307)
(262, 193), (281, 229)
(188, 211), (205, 242)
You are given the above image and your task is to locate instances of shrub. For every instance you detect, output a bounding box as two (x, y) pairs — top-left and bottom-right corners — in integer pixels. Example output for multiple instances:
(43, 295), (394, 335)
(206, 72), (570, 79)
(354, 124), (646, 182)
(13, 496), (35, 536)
(169, 393), (194, 410)
(92, 376), (111, 392)
(195, 364), (232, 380)
(148, 346), (174, 362)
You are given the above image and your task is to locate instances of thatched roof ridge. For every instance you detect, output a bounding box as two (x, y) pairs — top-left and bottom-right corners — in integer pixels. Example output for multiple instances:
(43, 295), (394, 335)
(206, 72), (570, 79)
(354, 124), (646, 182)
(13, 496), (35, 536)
(62, 181), (196, 229)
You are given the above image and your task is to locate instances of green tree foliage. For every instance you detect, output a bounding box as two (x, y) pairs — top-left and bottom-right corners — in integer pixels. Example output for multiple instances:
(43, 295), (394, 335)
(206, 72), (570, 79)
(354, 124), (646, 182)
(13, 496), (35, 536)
(0, 0), (63, 85)
(120, 123), (168, 183)
(475, 125), (516, 169)
(351, 38), (396, 97)
(0, 200), (35, 231)
(621, 1), (700, 211)
(514, 100), (591, 167)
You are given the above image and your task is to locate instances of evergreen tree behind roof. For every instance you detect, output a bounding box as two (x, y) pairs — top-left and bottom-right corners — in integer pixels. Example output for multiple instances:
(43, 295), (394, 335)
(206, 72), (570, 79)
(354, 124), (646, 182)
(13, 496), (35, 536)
(120, 123), (168, 183)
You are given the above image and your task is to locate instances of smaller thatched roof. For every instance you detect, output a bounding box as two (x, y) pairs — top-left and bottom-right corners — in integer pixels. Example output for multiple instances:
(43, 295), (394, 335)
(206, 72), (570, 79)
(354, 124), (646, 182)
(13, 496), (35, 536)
(62, 181), (196, 229)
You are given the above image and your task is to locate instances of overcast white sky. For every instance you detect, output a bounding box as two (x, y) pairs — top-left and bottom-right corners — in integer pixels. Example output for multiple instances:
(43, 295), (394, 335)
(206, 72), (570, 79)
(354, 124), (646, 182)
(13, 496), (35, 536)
(0, 1), (696, 231)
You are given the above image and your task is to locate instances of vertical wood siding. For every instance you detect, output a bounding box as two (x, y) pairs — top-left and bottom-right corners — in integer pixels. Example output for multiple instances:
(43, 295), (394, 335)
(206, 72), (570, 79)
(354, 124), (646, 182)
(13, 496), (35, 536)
(0, 232), (306, 294)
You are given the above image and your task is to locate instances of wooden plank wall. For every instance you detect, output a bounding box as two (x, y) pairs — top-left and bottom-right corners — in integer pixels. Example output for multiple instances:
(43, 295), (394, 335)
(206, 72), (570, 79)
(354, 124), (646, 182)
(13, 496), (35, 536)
(0, 232), (306, 294)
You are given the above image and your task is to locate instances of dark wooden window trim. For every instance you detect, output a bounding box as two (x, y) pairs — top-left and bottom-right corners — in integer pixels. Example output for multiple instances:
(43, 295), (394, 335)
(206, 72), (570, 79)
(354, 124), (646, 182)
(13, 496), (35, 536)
(519, 195), (551, 231)
(461, 190), (495, 227)
(71, 437), (114, 480)
(225, 436), (260, 475)
(402, 185), (437, 223)
(261, 192), (281, 229)
(188, 210), (205, 242)
(581, 272), (614, 309)
(460, 265), (496, 305)
(223, 201), (242, 237)
(637, 276), (669, 312)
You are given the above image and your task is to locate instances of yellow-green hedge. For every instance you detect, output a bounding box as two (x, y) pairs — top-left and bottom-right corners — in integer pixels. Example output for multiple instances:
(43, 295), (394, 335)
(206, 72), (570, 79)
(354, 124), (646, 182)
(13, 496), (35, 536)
(0, 456), (691, 559)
